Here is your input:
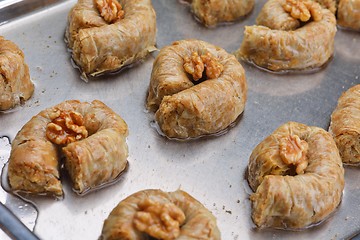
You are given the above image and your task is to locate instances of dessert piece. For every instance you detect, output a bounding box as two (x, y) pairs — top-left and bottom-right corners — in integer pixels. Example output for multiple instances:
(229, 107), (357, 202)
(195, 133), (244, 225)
(329, 85), (360, 165)
(100, 189), (221, 239)
(8, 100), (128, 196)
(235, 0), (336, 72)
(0, 36), (34, 111)
(66, 0), (157, 77)
(337, 0), (360, 31)
(315, 0), (337, 14)
(147, 39), (247, 139)
(184, 0), (254, 27)
(248, 122), (344, 229)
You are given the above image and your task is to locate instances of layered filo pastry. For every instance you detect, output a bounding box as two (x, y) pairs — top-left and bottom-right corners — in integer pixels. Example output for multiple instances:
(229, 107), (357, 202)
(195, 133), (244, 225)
(0, 36), (34, 111)
(248, 122), (344, 229)
(337, 0), (360, 31)
(183, 0), (254, 27)
(235, 0), (337, 72)
(66, 0), (156, 77)
(147, 39), (247, 139)
(329, 84), (360, 165)
(100, 189), (221, 240)
(8, 100), (128, 196)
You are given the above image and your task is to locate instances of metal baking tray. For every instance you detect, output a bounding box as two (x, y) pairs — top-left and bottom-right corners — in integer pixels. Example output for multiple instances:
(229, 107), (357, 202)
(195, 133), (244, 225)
(0, 0), (359, 239)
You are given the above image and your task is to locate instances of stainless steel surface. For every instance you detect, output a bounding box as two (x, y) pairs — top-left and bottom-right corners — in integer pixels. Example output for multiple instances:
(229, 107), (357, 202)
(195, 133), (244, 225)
(0, 0), (63, 25)
(0, 201), (39, 240)
(0, 0), (359, 239)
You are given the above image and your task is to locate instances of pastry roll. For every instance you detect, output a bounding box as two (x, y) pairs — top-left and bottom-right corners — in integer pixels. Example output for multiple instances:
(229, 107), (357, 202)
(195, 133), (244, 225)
(8, 100), (128, 196)
(235, 0), (336, 72)
(185, 0), (254, 27)
(66, 0), (156, 77)
(248, 122), (344, 229)
(329, 84), (360, 165)
(147, 39), (247, 139)
(100, 189), (221, 239)
(337, 0), (360, 31)
(0, 36), (34, 111)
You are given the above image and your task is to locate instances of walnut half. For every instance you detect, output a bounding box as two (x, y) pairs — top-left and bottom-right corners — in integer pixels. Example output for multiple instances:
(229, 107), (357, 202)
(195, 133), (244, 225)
(133, 198), (185, 240)
(279, 135), (309, 174)
(282, 0), (323, 22)
(96, 0), (125, 24)
(183, 51), (224, 81)
(46, 109), (88, 145)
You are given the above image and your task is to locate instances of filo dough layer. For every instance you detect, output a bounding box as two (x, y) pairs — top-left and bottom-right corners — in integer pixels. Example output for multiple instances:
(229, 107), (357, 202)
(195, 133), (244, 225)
(100, 189), (221, 240)
(0, 36), (34, 111)
(8, 100), (128, 196)
(147, 39), (247, 139)
(235, 0), (337, 71)
(329, 84), (360, 164)
(66, 0), (156, 76)
(337, 0), (360, 31)
(248, 122), (344, 229)
(187, 0), (254, 27)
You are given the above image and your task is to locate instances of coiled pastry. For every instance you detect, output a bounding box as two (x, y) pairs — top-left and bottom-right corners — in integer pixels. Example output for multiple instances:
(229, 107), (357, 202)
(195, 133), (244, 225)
(235, 0), (337, 72)
(66, 0), (156, 77)
(8, 100), (128, 196)
(315, 0), (337, 13)
(100, 189), (221, 240)
(184, 0), (254, 27)
(248, 122), (344, 229)
(337, 0), (360, 31)
(0, 36), (34, 111)
(329, 85), (360, 165)
(147, 39), (247, 139)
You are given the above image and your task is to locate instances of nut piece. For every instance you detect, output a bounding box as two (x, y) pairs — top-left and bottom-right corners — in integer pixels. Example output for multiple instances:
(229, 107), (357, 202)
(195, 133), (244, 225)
(183, 51), (223, 81)
(133, 198), (186, 240)
(279, 135), (309, 174)
(183, 52), (205, 81)
(46, 109), (88, 145)
(201, 52), (224, 80)
(96, 0), (125, 24)
(282, 0), (323, 22)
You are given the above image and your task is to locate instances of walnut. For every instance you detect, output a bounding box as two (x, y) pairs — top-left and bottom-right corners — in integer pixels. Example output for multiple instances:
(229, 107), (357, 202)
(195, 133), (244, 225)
(133, 198), (185, 240)
(46, 109), (88, 145)
(183, 52), (204, 81)
(201, 52), (224, 80)
(96, 0), (124, 24)
(279, 135), (309, 174)
(282, 0), (323, 22)
(183, 51), (223, 81)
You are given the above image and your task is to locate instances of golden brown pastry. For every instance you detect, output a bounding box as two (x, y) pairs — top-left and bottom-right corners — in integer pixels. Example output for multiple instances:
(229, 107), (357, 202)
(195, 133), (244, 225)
(248, 122), (344, 229)
(100, 189), (221, 240)
(0, 36), (34, 111)
(147, 39), (247, 139)
(337, 0), (360, 31)
(66, 0), (156, 77)
(329, 85), (360, 165)
(8, 100), (128, 196)
(235, 0), (337, 72)
(315, 0), (337, 14)
(184, 0), (254, 27)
